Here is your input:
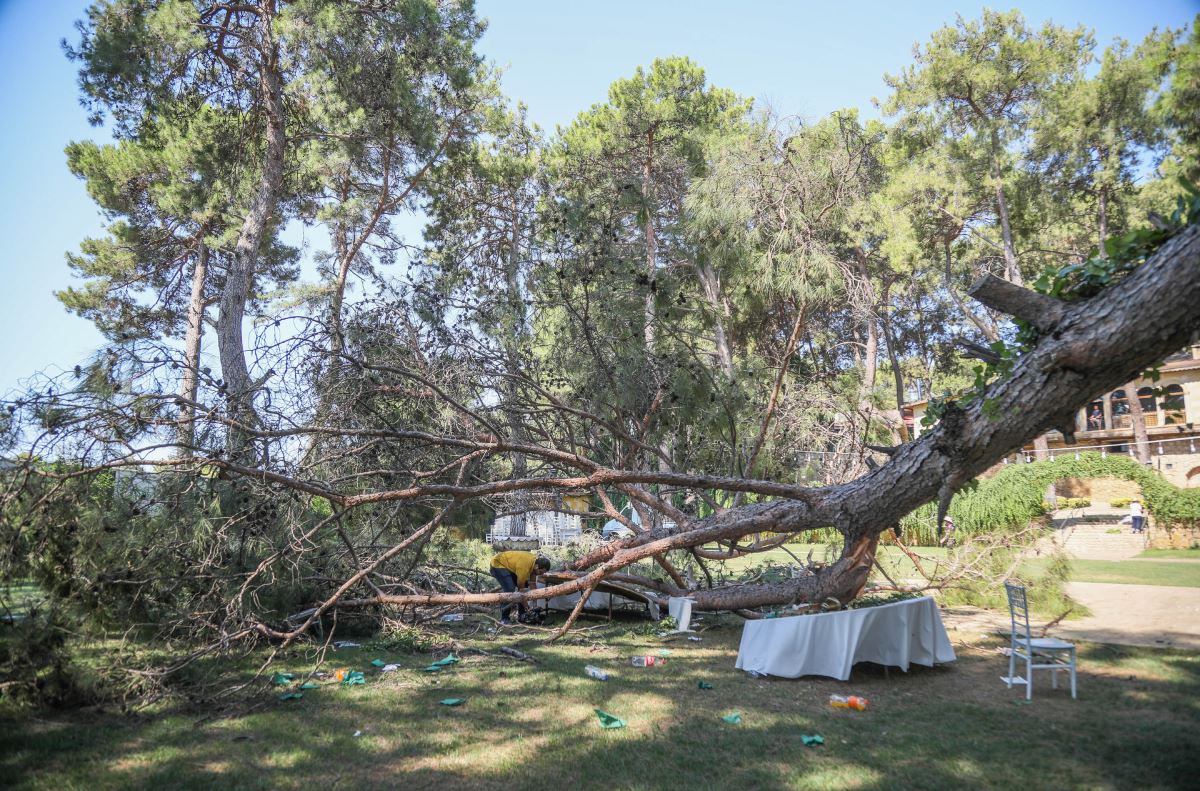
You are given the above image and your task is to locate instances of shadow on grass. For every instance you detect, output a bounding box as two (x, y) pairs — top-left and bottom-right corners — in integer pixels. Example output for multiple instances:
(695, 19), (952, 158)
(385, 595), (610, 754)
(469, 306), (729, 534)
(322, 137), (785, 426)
(3, 622), (1199, 790)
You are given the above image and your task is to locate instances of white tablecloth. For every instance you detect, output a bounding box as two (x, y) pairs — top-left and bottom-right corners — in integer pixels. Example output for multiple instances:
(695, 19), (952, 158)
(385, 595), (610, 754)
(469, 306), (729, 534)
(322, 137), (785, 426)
(735, 596), (956, 680)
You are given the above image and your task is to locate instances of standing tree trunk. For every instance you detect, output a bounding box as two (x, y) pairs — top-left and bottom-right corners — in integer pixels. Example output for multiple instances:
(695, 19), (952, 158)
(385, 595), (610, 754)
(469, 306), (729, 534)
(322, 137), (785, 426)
(176, 239), (209, 456)
(642, 127), (657, 350)
(990, 127), (1024, 287)
(1126, 380), (1151, 463)
(697, 259), (735, 379)
(217, 7), (286, 457)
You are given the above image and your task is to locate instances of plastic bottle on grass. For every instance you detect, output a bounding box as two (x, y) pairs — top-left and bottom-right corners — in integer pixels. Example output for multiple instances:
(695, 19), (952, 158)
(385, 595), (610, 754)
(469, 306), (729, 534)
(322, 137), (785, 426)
(829, 694), (868, 710)
(631, 655), (666, 667)
(585, 665), (610, 681)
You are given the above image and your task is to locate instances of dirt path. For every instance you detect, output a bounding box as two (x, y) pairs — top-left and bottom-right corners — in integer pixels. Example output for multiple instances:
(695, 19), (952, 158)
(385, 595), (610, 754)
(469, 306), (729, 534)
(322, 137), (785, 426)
(1056, 582), (1200, 650)
(941, 583), (1200, 650)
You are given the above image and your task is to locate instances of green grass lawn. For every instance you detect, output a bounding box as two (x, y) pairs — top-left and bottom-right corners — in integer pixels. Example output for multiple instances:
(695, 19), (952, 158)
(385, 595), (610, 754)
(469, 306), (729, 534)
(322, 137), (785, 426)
(712, 544), (949, 580)
(1022, 558), (1200, 587)
(2, 617), (1198, 790)
(1138, 548), (1200, 559)
(713, 544), (1200, 588)
(1, 581), (42, 619)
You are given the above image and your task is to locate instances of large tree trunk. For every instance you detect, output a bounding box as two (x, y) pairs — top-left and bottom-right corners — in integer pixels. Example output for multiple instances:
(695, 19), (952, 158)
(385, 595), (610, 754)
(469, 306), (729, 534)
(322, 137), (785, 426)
(217, 8), (285, 456)
(176, 240), (208, 456)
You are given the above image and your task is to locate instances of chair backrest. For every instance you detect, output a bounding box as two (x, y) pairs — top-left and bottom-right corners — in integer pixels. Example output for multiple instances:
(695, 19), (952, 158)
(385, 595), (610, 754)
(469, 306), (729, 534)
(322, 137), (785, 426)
(1004, 581), (1033, 644)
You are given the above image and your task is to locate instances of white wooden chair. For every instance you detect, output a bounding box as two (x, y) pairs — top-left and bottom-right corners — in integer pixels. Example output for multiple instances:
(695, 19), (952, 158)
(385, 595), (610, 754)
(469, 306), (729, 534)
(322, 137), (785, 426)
(1003, 581), (1077, 700)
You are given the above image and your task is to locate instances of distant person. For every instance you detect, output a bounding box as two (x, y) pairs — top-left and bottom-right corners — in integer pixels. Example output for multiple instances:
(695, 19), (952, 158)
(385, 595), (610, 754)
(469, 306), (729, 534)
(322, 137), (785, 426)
(489, 550), (551, 624)
(940, 515), (957, 547)
(1130, 500), (1145, 534)
(1088, 406), (1103, 430)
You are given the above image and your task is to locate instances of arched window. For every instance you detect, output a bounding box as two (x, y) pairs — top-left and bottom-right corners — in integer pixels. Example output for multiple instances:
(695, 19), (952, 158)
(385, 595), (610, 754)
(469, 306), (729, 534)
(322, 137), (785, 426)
(1163, 384), (1187, 425)
(1111, 390), (1130, 428)
(1138, 387), (1158, 426)
(1086, 398), (1105, 431)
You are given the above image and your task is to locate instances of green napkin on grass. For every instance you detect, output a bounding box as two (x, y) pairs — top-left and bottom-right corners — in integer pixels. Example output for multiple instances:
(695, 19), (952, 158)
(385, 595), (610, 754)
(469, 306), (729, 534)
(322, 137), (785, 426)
(594, 709), (626, 729)
(424, 654), (460, 672)
(370, 659), (386, 667)
(271, 672), (295, 686)
(722, 712), (742, 725)
(300, 682), (319, 690)
(278, 692), (303, 701)
(698, 681), (713, 690)
(341, 671), (366, 686)
(439, 698), (467, 706)
(801, 734), (824, 746)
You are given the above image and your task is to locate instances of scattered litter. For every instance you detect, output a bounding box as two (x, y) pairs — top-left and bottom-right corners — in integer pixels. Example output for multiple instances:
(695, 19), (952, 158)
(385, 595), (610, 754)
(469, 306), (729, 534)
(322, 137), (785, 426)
(631, 655), (666, 667)
(278, 692), (303, 701)
(801, 734), (824, 747)
(698, 681), (713, 690)
(594, 709), (626, 729)
(722, 712), (743, 725)
(440, 613), (465, 622)
(423, 653), (460, 672)
(380, 664), (401, 673)
(370, 659), (387, 667)
(829, 694), (868, 710)
(353, 730), (363, 737)
(333, 668), (351, 682)
(439, 698), (467, 706)
(333, 641), (361, 649)
(341, 671), (366, 686)
(300, 682), (320, 690)
(658, 649), (672, 657)
(764, 612), (779, 619)
(271, 672), (295, 686)
(585, 665), (610, 681)
(687, 636), (703, 642)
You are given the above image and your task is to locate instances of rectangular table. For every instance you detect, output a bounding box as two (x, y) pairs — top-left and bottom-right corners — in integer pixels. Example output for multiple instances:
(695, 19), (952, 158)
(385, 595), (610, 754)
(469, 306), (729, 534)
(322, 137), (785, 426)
(735, 596), (956, 680)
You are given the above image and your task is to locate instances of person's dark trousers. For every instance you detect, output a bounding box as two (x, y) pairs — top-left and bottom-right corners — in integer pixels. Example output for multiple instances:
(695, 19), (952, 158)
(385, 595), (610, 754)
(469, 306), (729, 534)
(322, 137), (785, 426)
(1132, 516), (1145, 533)
(490, 567), (525, 621)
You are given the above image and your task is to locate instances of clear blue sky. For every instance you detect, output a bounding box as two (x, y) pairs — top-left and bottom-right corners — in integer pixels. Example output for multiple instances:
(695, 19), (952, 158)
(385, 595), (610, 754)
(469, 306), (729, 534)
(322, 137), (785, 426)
(0, 0), (1195, 396)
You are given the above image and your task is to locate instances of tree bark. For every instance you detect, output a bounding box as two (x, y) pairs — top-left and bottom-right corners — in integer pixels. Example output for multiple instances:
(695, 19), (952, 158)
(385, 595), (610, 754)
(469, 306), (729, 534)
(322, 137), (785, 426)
(1126, 379), (1151, 463)
(217, 7), (285, 456)
(697, 259), (735, 379)
(176, 240), (209, 456)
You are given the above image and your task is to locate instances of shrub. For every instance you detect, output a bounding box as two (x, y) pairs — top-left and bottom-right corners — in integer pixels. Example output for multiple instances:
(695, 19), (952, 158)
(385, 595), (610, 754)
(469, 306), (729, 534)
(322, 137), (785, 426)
(1110, 497), (1133, 509)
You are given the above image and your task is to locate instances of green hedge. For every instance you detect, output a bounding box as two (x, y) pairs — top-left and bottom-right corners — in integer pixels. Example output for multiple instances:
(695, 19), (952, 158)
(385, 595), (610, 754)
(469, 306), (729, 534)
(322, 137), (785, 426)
(899, 452), (1200, 544)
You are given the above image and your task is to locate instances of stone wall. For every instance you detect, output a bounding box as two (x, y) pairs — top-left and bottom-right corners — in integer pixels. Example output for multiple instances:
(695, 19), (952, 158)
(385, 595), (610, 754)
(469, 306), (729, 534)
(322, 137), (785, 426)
(1056, 476), (1140, 503)
(1148, 523), (1200, 549)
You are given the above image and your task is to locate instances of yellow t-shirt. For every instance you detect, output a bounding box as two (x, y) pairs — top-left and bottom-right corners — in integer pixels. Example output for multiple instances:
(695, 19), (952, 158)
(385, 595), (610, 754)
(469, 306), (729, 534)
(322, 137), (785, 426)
(491, 551), (538, 587)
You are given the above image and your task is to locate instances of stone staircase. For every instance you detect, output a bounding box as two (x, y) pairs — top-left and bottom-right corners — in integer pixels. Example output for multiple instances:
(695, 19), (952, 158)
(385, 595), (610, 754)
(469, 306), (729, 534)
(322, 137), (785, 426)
(1050, 518), (1147, 560)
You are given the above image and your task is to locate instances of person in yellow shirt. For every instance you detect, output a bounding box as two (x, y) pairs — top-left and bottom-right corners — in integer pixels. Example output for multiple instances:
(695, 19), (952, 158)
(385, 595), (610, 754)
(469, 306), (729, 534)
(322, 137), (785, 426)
(490, 550), (551, 624)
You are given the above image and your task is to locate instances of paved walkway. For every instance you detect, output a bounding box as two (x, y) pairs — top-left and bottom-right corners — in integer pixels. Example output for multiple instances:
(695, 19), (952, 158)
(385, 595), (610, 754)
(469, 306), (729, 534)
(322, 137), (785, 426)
(941, 582), (1200, 650)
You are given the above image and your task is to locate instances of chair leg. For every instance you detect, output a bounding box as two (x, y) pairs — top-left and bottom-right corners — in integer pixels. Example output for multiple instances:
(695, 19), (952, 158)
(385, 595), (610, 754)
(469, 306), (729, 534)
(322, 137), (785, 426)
(1070, 649), (1077, 700)
(1052, 667), (1058, 689)
(1026, 656), (1033, 700)
(1007, 649), (1016, 688)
